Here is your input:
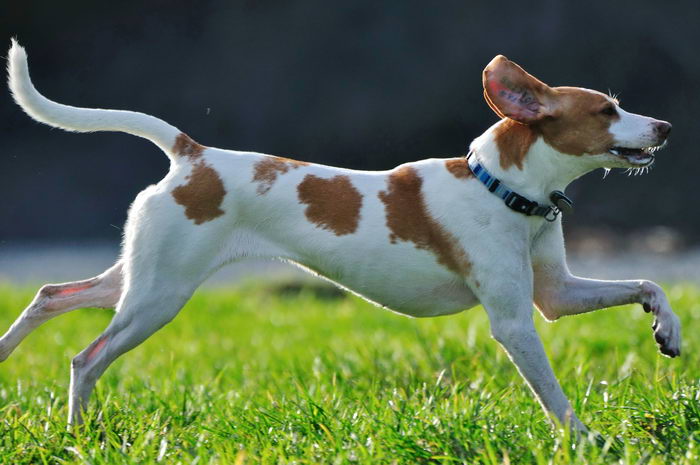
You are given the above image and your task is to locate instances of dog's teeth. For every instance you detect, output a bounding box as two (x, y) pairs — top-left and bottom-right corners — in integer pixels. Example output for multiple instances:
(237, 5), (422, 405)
(609, 148), (620, 155)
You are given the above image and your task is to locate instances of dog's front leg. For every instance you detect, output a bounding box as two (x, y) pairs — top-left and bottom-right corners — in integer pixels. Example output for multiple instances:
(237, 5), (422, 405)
(476, 266), (587, 432)
(532, 221), (681, 357)
(534, 273), (681, 357)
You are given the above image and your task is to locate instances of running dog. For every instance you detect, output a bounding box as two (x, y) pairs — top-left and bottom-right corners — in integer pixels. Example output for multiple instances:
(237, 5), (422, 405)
(1, 40), (679, 430)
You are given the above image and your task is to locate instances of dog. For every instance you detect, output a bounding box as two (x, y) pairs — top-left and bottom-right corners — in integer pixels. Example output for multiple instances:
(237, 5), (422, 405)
(1, 39), (680, 431)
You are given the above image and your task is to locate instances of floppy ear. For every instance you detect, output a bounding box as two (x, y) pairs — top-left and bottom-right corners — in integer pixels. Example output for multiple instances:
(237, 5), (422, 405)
(483, 55), (554, 124)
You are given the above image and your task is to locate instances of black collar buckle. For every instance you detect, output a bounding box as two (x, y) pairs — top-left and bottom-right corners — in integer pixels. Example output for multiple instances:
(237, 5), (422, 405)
(504, 192), (537, 216)
(549, 190), (574, 215)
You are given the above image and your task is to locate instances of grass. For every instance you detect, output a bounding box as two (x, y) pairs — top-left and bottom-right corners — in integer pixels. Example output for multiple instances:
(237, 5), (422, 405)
(0, 280), (699, 464)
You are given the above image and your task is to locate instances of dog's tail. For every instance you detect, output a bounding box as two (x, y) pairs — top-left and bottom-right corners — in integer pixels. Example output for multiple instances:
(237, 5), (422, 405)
(7, 39), (182, 158)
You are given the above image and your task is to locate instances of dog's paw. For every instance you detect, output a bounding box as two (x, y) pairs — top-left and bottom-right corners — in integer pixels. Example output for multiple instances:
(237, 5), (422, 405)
(652, 310), (681, 357)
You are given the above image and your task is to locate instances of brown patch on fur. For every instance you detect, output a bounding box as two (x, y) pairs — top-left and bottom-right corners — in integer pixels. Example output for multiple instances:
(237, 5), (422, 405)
(378, 166), (471, 275)
(493, 118), (539, 170)
(297, 174), (363, 236)
(482, 57), (617, 157)
(537, 87), (616, 156)
(172, 162), (226, 224)
(444, 158), (474, 179)
(173, 133), (205, 159)
(482, 55), (552, 124)
(253, 156), (309, 195)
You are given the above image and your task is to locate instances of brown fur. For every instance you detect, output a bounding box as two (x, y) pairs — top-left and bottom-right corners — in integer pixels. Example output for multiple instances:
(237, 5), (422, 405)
(172, 161), (226, 224)
(172, 133), (205, 159)
(537, 87), (617, 156)
(253, 156), (309, 195)
(483, 56), (551, 124)
(297, 174), (363, 236)
(483, 57), (618, 158)
(444, 158), (474, 179)
(378, 166), (471, 275)
(493, 119), (539, 170)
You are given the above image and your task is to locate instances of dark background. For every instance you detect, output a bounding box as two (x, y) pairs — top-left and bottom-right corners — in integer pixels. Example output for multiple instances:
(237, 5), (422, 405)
(1, 1), (698, 245)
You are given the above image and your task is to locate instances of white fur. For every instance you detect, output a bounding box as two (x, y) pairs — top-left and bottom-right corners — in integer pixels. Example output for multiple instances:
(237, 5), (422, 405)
(6, 39), (180, 155)
(609, 105), (665, 148)
(0, 41), (681, 432)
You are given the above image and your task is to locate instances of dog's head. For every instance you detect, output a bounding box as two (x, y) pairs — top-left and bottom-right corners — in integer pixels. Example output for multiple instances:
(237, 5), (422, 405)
(482, 55), (671, 169)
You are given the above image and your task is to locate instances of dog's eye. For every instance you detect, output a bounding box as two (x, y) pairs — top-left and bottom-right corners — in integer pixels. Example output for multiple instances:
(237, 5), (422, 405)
(601, 105), (617, 116)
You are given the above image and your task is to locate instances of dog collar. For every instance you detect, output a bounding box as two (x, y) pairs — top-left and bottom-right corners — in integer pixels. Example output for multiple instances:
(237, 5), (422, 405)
(466, 152), (573, 222)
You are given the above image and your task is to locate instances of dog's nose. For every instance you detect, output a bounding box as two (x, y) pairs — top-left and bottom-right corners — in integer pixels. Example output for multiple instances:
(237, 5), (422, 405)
(654, 121), (672, 139)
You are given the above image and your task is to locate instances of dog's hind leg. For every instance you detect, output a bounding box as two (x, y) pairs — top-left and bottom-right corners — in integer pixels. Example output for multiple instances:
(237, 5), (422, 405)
(67, 270), (199, 425)
(0, 261), (123, 362)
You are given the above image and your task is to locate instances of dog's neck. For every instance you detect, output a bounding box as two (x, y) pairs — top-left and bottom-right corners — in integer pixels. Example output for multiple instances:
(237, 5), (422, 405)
(469, 118), (600, 205)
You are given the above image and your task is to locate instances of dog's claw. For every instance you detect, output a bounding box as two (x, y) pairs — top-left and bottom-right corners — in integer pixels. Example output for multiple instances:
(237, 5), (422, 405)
(654, 331), (664, 345)
(652, 313), (681, 358)
(660, 345), (680, 358)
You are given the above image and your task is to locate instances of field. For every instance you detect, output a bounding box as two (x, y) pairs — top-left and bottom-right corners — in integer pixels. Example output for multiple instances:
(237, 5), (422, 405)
(0, 280), (699, 464)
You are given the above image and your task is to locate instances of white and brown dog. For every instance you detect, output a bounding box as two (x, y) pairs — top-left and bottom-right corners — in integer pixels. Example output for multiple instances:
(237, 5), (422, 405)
(1, 39), (679, 431)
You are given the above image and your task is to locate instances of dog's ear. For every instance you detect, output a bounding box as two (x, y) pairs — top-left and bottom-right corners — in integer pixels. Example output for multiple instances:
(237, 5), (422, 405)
(483, 55), (555, 124)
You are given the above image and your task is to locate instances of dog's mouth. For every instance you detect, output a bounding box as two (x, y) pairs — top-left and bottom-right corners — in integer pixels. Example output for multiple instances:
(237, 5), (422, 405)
(607, 143), (665, 166)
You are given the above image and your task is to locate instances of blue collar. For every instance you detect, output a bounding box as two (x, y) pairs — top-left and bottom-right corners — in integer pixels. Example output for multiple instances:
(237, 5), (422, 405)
(466, 152), (572, 222)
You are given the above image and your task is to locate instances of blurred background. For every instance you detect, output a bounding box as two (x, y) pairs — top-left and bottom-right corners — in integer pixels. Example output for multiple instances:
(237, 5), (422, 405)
(1, 0), (699, 285)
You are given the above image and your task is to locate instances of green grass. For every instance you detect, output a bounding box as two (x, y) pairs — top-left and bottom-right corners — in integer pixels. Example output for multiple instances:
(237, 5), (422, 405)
(1, 281), (700, 464)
